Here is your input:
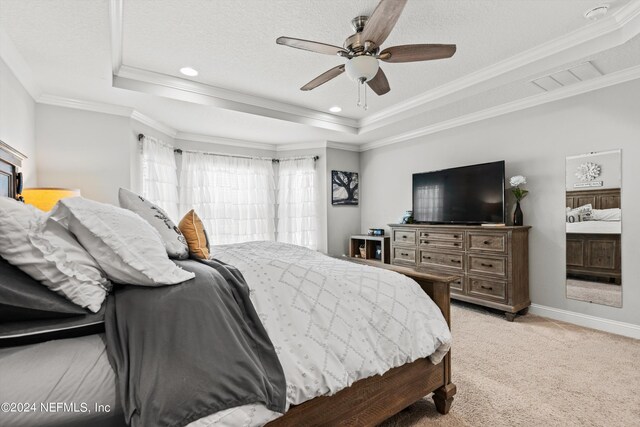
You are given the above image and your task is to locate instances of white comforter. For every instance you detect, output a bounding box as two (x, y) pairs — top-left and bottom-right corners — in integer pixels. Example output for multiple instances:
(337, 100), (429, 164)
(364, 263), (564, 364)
(190, 241), (452, 426)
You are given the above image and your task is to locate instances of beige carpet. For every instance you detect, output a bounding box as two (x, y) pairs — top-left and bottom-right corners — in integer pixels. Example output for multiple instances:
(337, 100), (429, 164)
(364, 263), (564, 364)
(380, 302), (640, 427)
(566, 278), (622, 307)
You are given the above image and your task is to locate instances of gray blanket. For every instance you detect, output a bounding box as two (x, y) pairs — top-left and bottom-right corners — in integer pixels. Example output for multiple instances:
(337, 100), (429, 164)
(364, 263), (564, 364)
(105, 259), (286, 427)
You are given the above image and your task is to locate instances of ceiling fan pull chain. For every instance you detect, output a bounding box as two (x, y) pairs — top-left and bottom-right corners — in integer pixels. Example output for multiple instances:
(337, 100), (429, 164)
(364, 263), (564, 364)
(364, 82), (368, 110)
(356, 80), (362, 107)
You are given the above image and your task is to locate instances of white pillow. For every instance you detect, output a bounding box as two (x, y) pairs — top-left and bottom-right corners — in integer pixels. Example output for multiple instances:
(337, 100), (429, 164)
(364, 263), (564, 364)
(0, 197), (110, 313)
(51, 197), (195, 286)
(589, 208), (621, 222)
(566, 204), (592, 223)
(118, 188), (188, 259)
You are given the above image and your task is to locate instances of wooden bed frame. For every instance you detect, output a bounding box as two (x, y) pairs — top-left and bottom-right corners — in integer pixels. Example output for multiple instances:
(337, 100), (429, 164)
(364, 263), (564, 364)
(0, 140), (25, 199)
(268, 261), (457, 426)
(1, 142), (455, 426)
(566, 188), (621, 284)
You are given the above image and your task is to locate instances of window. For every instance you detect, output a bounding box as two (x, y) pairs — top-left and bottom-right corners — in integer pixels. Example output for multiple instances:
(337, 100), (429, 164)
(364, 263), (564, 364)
(140, 136), (180, 221)
(277, 158), (318, 250)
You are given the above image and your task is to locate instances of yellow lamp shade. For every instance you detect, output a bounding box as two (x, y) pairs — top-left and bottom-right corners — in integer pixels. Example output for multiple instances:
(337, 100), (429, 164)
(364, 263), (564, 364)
(22, 188), (81, 211)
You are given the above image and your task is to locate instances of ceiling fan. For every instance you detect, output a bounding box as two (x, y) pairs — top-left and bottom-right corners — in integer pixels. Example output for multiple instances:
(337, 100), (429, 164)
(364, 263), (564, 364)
(276, 0), (456, 109)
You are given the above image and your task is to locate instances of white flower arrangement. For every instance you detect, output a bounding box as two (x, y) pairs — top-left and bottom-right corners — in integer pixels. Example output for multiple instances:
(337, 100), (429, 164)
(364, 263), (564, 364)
(510, 175), (527, 187)
(509, 175), (529, 202)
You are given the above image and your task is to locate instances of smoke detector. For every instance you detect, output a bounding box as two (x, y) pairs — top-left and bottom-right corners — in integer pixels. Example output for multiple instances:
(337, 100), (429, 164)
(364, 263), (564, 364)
(584, 4), (609, 20)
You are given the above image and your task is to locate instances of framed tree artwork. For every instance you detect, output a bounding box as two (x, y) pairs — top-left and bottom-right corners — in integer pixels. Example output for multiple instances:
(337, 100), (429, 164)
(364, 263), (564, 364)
(332, 170), (359, 205)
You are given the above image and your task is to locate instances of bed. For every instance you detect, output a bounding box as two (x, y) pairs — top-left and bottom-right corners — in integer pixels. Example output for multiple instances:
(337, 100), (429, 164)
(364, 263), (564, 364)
(0, 142), (456, 427)
(566, 189), (621, 284)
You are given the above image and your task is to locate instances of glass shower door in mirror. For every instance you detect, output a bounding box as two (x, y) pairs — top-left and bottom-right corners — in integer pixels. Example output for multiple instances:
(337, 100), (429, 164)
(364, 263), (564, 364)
(565, 150), (621, 307)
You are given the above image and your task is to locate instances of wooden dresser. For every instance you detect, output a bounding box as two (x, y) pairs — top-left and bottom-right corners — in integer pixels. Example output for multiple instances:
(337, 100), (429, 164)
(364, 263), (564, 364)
(389, 224), (530, 321)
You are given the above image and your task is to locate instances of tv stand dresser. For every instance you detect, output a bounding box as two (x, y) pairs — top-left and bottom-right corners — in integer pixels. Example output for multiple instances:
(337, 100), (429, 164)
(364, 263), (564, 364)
(389, 224), (531, 321)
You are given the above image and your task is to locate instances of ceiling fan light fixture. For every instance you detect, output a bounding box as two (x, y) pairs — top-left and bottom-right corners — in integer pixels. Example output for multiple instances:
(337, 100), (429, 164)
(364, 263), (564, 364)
(345, 55), (379, 82)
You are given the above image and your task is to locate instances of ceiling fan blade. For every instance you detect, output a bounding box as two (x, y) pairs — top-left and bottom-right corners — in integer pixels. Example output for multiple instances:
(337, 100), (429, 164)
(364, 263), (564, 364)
(367, 68), (390, 96)
(379, 44), (457, 63)
(360, 0), (408, 49)
(301, 65), (346, 91)
(276, 36), (347, 56)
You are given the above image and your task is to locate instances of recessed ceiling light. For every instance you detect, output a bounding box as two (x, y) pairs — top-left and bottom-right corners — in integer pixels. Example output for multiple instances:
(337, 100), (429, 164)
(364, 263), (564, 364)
(329, 106), (342, 113)
(584, 4), (609, 20)
(179, 67), (198, 77)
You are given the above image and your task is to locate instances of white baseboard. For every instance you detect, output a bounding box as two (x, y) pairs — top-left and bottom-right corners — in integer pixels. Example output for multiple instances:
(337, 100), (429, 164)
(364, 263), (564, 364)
(529, 304), (640, 340)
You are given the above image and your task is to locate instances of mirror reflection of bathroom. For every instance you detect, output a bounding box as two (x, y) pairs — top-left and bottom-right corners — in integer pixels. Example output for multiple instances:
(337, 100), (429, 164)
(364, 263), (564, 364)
(565, 150), (621, 308)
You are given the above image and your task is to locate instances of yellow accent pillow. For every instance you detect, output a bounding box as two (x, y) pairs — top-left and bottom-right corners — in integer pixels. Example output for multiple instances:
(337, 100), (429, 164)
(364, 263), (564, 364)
(178, 210), (210, 259)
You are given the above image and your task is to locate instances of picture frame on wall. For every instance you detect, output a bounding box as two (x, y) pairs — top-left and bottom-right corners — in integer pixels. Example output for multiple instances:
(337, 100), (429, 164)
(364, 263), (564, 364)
(332, 170), (359, 206)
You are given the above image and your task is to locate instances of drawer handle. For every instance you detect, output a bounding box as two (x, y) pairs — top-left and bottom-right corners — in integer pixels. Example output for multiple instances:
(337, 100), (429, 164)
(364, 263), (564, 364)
(480, 263), (494, 267)
(401, 252), (409, 257)
(401, 236), (407, 239)
(424, 256), (432, 260)
(453, 234), (460, 238)
(424, 241), (430, 244)
(480, 285), (493, 290)
(483, 240), (490, 245)
(451, 259), (461, 264)
(453, 242), (460, 247)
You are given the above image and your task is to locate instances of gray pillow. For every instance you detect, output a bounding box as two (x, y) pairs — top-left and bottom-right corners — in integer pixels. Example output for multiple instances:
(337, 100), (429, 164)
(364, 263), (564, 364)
(0, 256), (88, 323)
(118, 188), (188, 259)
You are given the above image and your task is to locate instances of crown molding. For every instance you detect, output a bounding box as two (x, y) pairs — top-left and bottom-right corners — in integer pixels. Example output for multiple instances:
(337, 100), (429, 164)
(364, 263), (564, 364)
(130, 111), (178, 138)
(361, 65), (640, 151)
(358, 1), (640, 134)
(109, 0), (123, 76)
(327, 141), (362, 152)
(113, 66), (358, 134)
(276, 141), (328, 152)
(37, 94), (134, 116)
(0, 26), (41, 100)
(175, 132), (278, 151)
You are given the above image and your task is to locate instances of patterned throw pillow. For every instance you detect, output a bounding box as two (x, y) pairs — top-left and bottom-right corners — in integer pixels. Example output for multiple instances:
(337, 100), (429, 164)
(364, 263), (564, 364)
(118, 188), (188, 259)
(51, 197), (195, 286)
(566, 204), (592, 223)
(179, 210), (210, 259)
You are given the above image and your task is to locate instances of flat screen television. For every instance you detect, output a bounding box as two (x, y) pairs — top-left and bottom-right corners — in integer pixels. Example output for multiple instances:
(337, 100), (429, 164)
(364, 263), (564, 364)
(412, 161), (505, 224)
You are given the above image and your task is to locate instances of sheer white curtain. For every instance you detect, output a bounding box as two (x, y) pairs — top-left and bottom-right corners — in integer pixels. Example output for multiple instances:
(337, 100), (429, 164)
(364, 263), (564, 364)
(140, 136), (180, 221)
(277, 157), (318, 250)
(179, 152), (276, 244)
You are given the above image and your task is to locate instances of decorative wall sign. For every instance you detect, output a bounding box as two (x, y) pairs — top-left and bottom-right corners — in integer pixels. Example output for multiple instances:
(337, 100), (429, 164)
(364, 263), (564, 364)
(574, 181), (603, 188)
(575, 162), (601, 182)
(332, 171), (358, 205)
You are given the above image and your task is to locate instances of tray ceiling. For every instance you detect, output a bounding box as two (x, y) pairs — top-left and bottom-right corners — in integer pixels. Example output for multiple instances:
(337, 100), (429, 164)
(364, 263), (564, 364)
(1, 0), (639, 148)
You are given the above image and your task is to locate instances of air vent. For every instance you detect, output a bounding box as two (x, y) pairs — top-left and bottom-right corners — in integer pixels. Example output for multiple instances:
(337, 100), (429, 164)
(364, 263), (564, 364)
(531, 62), (603, 92)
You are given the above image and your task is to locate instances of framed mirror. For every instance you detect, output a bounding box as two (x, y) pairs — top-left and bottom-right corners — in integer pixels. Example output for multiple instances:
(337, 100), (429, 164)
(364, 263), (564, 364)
(565, 150), (621, 307)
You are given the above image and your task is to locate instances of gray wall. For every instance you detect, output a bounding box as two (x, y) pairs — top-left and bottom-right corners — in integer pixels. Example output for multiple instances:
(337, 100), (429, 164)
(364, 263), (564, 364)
(0, 57), (36, 186)
(326, 147), (361, 256)
(35, 105), (133, 205)
(360, 79), (640, 326)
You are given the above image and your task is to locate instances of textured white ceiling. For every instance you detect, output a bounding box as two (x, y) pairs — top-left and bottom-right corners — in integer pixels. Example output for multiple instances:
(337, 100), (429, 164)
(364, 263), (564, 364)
(121, 0), (616, 119)
(0, 0), (638, 146)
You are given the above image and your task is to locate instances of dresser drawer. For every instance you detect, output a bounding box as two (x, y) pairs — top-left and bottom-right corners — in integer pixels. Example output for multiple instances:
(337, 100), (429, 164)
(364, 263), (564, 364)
(419, 238), (463, 251)
(468, 255), (507, 277)
(393, 229), (416, 245)
(468, 277), (506, 302)
(393, 247), (416, 264)
(420, 250), (464, 271)
(419, 230), (463, 241)
(449, 275), (465, 293)
(468, 232), (507, 253)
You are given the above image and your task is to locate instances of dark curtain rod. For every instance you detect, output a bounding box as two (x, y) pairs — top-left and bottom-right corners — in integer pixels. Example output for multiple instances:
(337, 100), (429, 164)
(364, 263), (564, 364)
(138, 133), (318, 163)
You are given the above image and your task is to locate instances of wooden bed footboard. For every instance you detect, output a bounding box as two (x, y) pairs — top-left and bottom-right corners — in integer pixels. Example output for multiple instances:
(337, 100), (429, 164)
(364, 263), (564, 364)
(268, 261), (456, 426)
